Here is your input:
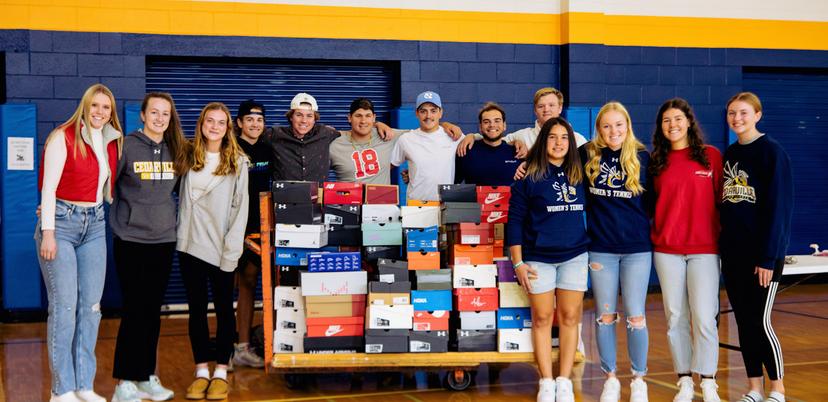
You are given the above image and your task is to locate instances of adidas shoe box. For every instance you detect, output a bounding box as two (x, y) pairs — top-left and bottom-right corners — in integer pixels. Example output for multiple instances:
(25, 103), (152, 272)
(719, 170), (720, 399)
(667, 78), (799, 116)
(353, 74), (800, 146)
(272, 181), (318, 203)
(438, 184), (477, 202)
(409, 330), (449, 353)
(367, 304), (414, 329)
(275, 224), (328, 248)
(365, 329), (408, 354)
(273, 330), (304, 354)
(498, 328), (533, 353)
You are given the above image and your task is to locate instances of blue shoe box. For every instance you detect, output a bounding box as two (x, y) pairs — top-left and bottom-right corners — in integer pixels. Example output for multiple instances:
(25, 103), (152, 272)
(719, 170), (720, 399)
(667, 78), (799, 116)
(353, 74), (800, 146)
(308, 252), (362, 272)
(496, 307), (533, 329)
(405, 226), (439, 252)
(411, 289), (452, 311)
(275, 246), (338, 266)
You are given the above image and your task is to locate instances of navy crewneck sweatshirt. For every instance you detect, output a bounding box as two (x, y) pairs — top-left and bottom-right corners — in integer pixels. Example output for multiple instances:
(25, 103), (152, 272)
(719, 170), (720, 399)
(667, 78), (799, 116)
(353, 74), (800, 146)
(507, 164), (589, 263)
(454, 141), (521, 186)
(720, 134), (793, 272)
(580, 146), (652, 253)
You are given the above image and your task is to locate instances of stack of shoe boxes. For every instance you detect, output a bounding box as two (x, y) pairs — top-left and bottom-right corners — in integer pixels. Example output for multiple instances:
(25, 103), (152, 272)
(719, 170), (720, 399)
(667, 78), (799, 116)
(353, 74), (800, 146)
(301, 265), (368, 353)
(322, 182), (362, 247)
(477, 186), (511, 257)
(366, 258), (413, 354)
(405, 220), (450, 353)
(361, 185), (403, 262)
(496, 259), (533, 352)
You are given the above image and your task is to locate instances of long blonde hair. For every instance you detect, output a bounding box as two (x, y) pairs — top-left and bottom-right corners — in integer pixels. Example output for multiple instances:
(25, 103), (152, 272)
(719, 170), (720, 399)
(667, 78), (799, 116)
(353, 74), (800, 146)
(47, 83), (123, 158)
(190, 102), (245, 175)
(585, 102), (646, 195)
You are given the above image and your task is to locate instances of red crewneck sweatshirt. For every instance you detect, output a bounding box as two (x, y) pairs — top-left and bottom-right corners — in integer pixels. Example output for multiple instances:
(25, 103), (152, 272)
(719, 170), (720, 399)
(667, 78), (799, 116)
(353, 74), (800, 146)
(651, 146), (723, 254)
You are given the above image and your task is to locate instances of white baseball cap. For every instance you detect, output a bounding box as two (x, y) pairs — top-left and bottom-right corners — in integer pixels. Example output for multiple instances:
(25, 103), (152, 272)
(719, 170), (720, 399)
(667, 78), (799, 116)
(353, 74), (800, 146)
(290, 93), (318, 111)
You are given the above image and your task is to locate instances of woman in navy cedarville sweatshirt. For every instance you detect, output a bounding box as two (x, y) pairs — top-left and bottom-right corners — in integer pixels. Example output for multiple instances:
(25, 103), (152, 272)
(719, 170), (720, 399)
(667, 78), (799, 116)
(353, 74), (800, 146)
(507, 117), (588, 402)
(581, 102), (651, 401)
(720, 92), (793, 402)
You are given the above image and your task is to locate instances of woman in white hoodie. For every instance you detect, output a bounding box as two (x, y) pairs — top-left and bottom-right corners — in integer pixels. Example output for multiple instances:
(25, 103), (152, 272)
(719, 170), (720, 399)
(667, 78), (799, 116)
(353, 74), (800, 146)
(176, 102), (249, 401)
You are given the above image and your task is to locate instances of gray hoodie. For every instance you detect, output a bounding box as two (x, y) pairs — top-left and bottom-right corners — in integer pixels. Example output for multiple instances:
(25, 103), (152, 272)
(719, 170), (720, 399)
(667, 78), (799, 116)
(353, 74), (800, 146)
(109, 130), (179, 243)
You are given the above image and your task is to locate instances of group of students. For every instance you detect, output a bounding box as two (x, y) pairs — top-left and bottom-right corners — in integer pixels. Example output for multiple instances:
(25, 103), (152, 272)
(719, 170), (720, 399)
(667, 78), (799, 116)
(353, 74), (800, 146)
(33, 82), (792, 402)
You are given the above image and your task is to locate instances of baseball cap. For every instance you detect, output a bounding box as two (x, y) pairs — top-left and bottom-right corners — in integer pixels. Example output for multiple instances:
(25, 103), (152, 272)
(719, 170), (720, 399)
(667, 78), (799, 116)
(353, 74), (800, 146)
(290, 93), (318, 111)
(416, 91), (442, 109)
(237, 99), (265, 120)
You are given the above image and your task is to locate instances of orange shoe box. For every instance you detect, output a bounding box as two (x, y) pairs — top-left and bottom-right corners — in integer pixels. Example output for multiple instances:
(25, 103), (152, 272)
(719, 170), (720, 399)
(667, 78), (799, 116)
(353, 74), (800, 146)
(408, 250), (440, 270)
(452, 244), (494, 266)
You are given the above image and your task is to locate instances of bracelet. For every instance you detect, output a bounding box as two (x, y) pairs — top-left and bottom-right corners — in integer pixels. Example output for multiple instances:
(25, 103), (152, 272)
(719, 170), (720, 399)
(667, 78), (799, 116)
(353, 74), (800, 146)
(513, 261), (525, 270)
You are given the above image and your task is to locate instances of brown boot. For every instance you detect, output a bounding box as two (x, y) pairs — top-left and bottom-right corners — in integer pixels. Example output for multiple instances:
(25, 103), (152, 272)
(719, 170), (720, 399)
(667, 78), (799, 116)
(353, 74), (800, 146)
(206, 378), (229, 400)
(186, 377), (210, 400)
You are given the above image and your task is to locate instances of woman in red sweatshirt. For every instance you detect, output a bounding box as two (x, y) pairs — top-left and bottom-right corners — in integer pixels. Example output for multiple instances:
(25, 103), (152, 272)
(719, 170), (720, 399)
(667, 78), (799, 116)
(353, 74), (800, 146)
(649, 98), (723, 402)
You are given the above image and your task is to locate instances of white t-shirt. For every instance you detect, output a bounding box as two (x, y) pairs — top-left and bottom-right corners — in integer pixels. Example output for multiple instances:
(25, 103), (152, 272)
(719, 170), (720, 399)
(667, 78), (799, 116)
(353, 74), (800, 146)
(503, 121), (588, 150)
(390, 127), (464, 201)
(189, 152), (220, 199)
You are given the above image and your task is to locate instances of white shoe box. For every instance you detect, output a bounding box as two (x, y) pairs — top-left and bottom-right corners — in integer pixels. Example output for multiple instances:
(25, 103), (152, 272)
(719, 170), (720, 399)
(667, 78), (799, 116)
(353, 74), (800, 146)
(275, 224), (329, 248)
(273, 330), (304, 354)
(300, 271), (368, 296)
(273, 286), (304, 310)
(401, 206), (440, 228)
(452, 264), (497, 288)
(460, 310), (497, 330)
(367, 304), (414, 329)
(498, 328), (533, 353)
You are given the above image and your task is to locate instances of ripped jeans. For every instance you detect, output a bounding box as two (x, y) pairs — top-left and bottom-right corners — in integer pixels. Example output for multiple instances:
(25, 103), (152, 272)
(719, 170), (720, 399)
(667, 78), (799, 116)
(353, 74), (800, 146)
(589, 251), (652, 376)
(35, 200), (107, 396)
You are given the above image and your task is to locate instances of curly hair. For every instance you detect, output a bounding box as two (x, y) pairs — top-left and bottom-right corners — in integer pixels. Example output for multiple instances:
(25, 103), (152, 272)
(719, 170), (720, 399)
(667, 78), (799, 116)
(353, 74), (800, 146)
(649, 98), (709, 176)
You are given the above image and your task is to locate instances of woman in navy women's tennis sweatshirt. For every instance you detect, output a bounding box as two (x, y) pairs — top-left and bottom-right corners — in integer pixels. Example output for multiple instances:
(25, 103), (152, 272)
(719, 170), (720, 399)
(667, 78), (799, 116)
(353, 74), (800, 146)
(508, 117), (588, 402)
(720, 92), (793, 402)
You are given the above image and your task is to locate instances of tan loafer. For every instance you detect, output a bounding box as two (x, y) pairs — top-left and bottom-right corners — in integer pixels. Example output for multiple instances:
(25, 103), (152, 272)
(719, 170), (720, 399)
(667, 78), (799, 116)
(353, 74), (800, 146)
(186, 377), (210, 400)
(206, 378), (229, 400)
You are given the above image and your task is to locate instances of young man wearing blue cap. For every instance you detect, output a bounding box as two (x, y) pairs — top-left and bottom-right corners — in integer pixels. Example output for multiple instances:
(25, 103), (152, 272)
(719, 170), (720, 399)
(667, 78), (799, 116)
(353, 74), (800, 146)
(390, 91), (465, 201)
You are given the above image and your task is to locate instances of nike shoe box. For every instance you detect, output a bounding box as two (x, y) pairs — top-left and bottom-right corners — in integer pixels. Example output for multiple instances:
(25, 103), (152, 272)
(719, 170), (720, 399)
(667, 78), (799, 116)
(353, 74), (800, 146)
(476, 186), (511, 211)
(306, 316), (364, 337)
(307, 252), (361, 272)
(481, 210), (508, 224)
(452, 264), (497, 288)
(493, 239), (504, 258)
(367, 304), (414, 329)
(499, 282), (531, 308)
(438, 183), (477, 202)
(441, 202), (481, 224)
(498, 328), (533, 353)
(322, 182), (363, 205)
(409, 330), (449, 353)
(454, 287), (499, 312)
(304, 335), (364, 354)
(405, 226), (439, 252)
(362, 222), (403, 246)
(273, 330), (304, 354)
(455, 329), (497, 352)
(401, 206), (440, 228)
(452, 244), (494, 266)
(275, 224), (328, 248)
(497, 307), (533, 329)
(377, 259), (408, 283)
(407, 250), (440, 270)
(274, 286), (304, 310)
(495, 258), (516, 282)
(304, 295), (367, 318)
(300, 271), (367, 296)
(275, 246), (338, 266)
(275, 265), (306, 287)
(412, 310), (450, 331)
(414, 269), (452, 290)
(324, 204), (361, 226)
(450, 222), (494, 245)
(326, 224), (362, 246)
(365, 329), (408, 354)
(364, 184), (399, 205)
(274, 202), (322, 225)
(275, 308), (306, 333)
(272, 181), (318, 203)
(363, 246), (402, 262)
(411, 289), (452, 311)
(458, 310), (497, 330)
(362, 204), (401, 224)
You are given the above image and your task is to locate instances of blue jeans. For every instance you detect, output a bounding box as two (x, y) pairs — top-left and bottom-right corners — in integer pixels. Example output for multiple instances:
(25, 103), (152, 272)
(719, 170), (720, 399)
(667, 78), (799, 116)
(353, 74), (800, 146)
(653, 252), (720, 376)
(35, 200), (107, 396)
(589, 251), (651, 376)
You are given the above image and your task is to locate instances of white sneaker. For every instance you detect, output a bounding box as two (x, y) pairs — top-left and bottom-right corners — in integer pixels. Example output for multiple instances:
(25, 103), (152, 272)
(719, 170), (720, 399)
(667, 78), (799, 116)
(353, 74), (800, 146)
(75, 390), (106, 402)
(556, 376), (575, 402)
(232, 344), (265, 368)
(674, 377), (695, 402)
(599, 377), (621, 402)
(537, 378), (556, 402)
(50, 392), (83, 402)
(136, 375), (174, 401)
(767, 391), (786, 402)
(112, 382), (141, 402)
(630, 378), (649, 402)
(700, 379), (721, 402)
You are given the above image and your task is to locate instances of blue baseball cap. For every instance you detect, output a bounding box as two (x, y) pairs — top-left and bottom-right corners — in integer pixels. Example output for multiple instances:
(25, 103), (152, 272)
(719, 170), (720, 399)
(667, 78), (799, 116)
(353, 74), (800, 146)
(416, 91), (442, 109)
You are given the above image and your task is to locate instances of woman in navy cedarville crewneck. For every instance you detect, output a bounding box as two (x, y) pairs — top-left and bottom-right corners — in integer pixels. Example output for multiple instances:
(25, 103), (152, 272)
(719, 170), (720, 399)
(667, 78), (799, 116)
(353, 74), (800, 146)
(581, 102), (652, 402)
(507, 117), (589, 402)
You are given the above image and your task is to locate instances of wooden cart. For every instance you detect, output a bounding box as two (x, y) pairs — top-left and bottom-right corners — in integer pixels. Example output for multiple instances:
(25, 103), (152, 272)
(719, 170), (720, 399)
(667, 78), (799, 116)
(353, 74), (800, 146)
(251, 192), (583, 391)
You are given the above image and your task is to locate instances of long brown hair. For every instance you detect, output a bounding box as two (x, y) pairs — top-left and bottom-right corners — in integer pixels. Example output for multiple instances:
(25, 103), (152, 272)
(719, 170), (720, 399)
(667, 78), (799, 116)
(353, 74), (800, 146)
(191, 102), (245, 176)
(141, 92), (190, 176)
(585, 102), (646, 195)
(649, 98), (709, 176)
(525, 117), (582, 184)
(47, 83), (123, 158)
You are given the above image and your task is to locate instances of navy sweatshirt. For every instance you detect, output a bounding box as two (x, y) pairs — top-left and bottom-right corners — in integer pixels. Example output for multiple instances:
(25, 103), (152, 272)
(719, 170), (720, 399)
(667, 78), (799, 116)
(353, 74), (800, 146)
(720, 135), (793, 272)
(507, 164), (589, 264)
(580, 147), (652, 253)
(454, 141), (521, 186)
(239, 135), (273, 235)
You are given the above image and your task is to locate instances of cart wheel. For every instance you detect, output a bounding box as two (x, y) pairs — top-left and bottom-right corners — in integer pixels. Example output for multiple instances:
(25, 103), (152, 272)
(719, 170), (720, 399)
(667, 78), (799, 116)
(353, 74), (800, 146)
(284, 373), (305, 389)
(444, 370), (472, 391)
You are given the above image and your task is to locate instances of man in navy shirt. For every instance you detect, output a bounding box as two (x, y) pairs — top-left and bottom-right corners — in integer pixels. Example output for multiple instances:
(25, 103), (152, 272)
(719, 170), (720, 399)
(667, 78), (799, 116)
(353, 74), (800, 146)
(454, 102), (521, 185)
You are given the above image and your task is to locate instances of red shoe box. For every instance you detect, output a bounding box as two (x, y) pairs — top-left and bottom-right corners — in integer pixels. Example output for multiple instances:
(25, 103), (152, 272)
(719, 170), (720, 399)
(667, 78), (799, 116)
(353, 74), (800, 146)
(323, 182), (363, 205)
(454, 288), (499, 311)
(306, 316), (365, 337)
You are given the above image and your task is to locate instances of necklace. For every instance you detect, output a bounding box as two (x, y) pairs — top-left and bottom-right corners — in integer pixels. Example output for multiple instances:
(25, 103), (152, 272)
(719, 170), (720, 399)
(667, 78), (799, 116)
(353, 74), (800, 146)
(349, 132), (373, 151)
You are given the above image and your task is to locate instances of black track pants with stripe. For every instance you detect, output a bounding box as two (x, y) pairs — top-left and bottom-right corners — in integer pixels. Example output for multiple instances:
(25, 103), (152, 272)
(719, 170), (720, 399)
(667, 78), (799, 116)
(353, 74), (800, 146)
(722, 257), (785, 380)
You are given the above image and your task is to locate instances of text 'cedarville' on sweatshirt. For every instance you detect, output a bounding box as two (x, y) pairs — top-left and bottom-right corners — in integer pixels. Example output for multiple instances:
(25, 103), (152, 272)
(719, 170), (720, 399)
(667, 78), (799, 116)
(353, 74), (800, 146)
(507, 164), (589, 264)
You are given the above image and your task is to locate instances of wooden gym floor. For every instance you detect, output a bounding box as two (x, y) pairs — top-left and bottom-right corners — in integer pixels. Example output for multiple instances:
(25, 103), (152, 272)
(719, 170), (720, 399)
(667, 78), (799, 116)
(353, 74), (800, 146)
(2, 284), (827, 402)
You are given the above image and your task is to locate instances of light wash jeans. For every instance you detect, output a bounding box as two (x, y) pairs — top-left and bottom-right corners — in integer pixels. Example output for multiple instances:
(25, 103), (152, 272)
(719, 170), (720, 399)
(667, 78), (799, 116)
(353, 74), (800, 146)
(589, 251), (651, 376)
(35, 200), (107, 396)
(653, 252), (720, 376)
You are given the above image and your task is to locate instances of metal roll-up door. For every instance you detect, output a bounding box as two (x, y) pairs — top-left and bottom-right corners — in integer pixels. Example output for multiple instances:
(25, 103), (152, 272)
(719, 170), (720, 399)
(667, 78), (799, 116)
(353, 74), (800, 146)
(146, 57), (397, 308)
(743, 68), (828, 255)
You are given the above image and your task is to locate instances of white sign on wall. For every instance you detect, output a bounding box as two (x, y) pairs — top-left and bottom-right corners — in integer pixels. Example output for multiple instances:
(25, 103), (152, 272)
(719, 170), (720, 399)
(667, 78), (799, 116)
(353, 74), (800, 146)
(7, 137), (34, 171)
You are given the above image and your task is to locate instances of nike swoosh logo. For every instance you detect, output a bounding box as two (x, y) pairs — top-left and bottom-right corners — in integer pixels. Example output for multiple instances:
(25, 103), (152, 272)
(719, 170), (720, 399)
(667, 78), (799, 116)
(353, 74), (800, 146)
(484, 194), (504, 205)
(325, 325), (344, 336)
(487, 212), (505, 223)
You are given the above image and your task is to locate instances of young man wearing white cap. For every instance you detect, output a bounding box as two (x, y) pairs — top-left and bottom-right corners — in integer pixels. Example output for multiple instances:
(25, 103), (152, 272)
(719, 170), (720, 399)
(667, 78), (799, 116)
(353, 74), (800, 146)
(390, 91), (465, 201)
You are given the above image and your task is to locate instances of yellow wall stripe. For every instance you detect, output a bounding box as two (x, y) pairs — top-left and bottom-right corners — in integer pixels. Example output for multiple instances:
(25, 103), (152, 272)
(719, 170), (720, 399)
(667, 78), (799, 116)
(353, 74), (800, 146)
(1, 1), (827, 50)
